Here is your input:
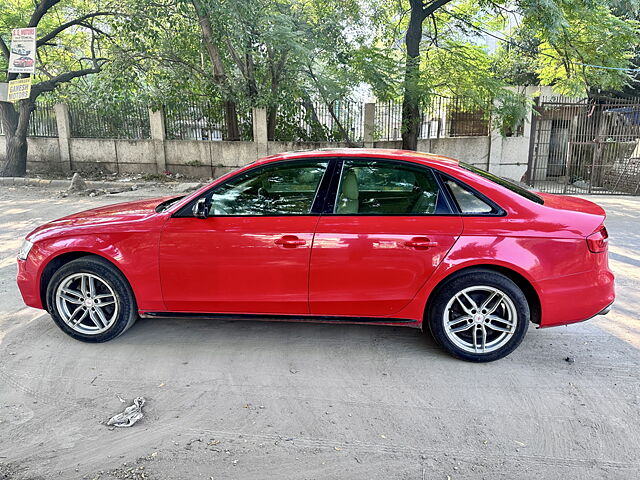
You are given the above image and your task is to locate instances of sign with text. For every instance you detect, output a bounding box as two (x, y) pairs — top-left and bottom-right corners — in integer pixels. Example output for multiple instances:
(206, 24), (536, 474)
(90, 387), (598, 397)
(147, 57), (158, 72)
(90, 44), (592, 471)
(8, 28), (37, 74)
(7, 78), (32, 102)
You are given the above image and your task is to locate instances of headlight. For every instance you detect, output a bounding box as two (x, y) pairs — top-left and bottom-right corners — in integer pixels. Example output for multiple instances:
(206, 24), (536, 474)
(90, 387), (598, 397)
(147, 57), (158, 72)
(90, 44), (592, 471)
(17, 240), (33, 261)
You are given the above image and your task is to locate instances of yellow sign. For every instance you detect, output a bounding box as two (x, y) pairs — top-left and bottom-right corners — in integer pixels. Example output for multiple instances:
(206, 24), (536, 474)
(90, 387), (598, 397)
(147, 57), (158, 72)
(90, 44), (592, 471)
(7, 78), (31, 102)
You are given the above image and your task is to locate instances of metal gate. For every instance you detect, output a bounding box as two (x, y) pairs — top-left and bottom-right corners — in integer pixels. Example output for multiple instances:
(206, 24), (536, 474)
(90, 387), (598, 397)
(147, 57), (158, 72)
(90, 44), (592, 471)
(527, 96), (640, 195)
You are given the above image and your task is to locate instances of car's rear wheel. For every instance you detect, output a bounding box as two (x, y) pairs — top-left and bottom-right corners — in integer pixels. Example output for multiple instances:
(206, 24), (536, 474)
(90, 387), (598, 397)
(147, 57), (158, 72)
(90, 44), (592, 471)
(427, 269), (529, 362)
(46, 256), (138, 342)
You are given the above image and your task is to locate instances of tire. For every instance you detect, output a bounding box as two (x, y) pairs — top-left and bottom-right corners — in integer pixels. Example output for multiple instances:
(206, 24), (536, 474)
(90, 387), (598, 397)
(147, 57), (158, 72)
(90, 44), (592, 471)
(46, 256), (138, 343)
(426, 269), (529, 362)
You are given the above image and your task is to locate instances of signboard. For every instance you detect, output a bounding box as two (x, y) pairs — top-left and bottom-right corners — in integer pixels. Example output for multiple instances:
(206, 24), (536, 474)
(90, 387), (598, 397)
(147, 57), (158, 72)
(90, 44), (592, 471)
(8, 28), (37, 74)
(7, 78), (32, 102)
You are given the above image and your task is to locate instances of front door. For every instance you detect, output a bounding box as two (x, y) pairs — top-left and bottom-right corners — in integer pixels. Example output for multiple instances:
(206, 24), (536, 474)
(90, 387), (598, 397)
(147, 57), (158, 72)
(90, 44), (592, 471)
(159, 159), (330, 314)
(309, 158), (463, 317)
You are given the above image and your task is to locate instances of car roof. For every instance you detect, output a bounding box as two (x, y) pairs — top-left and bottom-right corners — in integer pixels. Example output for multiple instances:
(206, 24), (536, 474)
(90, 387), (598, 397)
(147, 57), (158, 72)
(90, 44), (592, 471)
(253, 148), (460, 169)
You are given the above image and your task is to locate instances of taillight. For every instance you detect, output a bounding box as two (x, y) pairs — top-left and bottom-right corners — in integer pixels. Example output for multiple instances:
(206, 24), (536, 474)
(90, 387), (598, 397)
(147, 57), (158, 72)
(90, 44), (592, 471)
(586, 225), (608, 253)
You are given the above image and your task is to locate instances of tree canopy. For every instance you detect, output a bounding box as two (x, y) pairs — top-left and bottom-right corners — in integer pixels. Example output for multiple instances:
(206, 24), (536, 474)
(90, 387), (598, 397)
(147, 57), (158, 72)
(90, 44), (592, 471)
(1, 0), (639, 173)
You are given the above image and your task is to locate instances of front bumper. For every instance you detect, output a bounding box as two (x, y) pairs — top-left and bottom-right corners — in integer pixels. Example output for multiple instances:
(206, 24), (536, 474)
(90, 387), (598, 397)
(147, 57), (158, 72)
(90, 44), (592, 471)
(17, 258), (44, 309)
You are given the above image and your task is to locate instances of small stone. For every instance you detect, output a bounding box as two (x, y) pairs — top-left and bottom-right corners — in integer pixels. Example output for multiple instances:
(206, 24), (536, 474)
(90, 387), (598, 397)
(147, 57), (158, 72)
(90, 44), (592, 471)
(68, 173), (87, 192)
(565, 356), (575, 364)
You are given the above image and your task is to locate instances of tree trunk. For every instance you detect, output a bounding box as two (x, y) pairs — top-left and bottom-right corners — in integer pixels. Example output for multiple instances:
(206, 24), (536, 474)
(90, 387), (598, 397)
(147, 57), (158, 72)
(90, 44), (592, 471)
(267, 106), (277, 141)
(0, 100), (34, 177)
(191, 0), (241, 140)
(223, 99), (240, 141)
(2, 134), (28, 177)
(302, 97), (323, 140)
(401, 3), (425, 151)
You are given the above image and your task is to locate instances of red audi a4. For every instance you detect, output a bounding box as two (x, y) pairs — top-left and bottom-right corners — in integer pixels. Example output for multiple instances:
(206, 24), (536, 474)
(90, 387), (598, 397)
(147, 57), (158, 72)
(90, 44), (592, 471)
(17, 149), (614, 361)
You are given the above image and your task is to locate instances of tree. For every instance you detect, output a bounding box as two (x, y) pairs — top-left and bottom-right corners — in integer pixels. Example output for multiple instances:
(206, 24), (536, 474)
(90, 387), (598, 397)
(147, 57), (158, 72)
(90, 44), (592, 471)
(102, 0), (370, 142)
(396, 0), (640, 150)
(401, 0), (453, 151)
(0, 0), (115, 176)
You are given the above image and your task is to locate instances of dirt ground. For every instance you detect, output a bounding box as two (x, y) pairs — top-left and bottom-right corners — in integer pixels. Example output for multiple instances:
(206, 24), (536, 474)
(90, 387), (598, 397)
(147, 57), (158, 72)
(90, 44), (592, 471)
(0, 184), (639, 480)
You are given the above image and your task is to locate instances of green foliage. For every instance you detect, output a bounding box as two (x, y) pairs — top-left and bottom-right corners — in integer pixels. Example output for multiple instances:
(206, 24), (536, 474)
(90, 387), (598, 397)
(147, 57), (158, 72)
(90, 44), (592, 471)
(1, 0), (120, 90)
(1, 0), (639, 141)
(526, 1), (640, 95)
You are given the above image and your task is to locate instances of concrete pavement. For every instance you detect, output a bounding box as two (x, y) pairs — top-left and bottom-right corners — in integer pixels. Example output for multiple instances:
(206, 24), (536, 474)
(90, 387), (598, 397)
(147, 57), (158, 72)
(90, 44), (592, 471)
(0, 185), (638, 480)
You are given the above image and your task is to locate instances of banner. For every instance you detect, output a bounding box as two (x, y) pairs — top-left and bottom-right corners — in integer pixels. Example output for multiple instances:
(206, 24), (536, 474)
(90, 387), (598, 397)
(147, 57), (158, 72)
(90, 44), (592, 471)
(7, 78), (32, 102)
(8, 28), (37, 74)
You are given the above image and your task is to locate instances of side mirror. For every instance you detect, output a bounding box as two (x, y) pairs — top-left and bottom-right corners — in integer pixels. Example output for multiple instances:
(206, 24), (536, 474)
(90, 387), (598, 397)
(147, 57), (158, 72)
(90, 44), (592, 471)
(192, 197), (209, 219)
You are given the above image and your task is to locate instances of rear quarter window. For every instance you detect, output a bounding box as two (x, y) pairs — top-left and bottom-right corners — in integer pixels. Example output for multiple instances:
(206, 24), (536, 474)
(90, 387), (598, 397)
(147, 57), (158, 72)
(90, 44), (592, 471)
(445, 180), (494, 214)
(461, 163), (544, 205)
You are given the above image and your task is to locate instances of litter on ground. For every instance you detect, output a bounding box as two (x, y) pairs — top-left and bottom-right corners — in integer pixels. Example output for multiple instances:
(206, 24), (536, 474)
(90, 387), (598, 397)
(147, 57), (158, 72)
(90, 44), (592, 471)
(107, 397), (146, 428)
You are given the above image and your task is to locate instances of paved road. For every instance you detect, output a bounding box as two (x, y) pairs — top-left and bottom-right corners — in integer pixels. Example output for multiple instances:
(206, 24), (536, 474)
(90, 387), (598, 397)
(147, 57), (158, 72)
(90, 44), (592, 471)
(0, 185), (638, 480)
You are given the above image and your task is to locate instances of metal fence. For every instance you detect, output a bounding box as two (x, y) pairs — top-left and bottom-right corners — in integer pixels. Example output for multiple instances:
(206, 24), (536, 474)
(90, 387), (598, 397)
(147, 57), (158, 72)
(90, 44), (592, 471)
(528, 95), (640, 195)
(0, 101), (58, 137)
(374, 100), (403, 141)
(68, 103), (151, 139)
(164, 100), (253, 141)
(375, 96), (492, 141)
(1, 94), (493, 143)
(273, 100), (364, 142)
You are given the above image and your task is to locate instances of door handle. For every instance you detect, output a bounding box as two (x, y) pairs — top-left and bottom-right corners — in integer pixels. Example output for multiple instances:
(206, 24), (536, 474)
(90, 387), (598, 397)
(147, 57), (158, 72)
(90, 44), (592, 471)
(275, 235), (306, 248)
(405, 237), (438, 249)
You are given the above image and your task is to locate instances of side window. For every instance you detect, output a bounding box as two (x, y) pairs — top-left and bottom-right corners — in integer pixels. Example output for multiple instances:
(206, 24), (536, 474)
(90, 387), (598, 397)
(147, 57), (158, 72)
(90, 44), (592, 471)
(335, 160), (448, 215)
(445, 179), (494, 214)
(209, 161), (328, 216)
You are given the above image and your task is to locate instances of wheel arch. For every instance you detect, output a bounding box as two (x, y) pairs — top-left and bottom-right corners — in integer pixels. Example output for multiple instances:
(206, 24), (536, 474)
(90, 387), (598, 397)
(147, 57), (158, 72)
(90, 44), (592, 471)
(424, 264), (542, 326)
(39, 251), (134, 311)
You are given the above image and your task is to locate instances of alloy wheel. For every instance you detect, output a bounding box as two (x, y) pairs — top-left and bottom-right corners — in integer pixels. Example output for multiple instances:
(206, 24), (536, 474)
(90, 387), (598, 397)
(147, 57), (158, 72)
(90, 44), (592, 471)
(55, 273), (119, 335)
(443, 285), (518, 354)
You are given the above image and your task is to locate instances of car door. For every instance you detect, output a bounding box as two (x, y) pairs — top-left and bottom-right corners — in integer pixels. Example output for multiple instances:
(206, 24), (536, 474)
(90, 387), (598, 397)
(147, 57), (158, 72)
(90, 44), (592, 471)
(309, 158), (463, 317)
(159, 159), (331, 314)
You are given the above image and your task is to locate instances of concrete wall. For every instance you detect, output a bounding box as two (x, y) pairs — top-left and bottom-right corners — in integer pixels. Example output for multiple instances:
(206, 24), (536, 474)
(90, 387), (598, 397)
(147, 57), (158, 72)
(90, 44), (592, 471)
(0, 136), (63, 173)
(1, 101), (536, 181)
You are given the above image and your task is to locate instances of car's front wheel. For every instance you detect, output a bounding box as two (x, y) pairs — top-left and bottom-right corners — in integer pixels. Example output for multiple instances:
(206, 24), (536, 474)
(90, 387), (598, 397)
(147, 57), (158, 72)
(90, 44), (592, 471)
(427, 269), (529, 362)
(46, 256), (138, 342)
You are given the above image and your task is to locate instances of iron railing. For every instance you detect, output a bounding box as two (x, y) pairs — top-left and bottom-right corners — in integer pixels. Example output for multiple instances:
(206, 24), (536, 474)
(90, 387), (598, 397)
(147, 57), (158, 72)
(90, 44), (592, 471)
(164, 100), (253, 141)
(68, 103), (151, 139)
(528, 95), (640, 195)
(374, 95), (491, 141)
(0, 95), (495, 144)
(0, 101), (58, 137)
(273, 100), (364, 142)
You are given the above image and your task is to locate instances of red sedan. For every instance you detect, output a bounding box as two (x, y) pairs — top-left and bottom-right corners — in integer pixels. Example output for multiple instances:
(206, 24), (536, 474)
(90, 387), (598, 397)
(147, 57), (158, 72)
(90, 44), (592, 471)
(13, 56), (34, 68)
(16, 149), (614, 361)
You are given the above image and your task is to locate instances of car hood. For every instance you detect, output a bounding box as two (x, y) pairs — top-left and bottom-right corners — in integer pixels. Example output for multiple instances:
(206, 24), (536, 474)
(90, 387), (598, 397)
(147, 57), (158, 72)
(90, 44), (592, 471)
(27, 196), (176, 242)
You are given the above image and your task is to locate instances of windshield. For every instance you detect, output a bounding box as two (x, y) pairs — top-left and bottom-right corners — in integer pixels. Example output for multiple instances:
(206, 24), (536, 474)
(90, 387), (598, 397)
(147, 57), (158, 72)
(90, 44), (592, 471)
(460, 163), (544, 205)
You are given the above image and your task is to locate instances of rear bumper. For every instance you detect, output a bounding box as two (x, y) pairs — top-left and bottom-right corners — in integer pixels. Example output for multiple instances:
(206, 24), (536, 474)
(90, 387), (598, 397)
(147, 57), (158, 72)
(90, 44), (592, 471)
(596, 303), (613, 316)
(538, 267), (615, 328)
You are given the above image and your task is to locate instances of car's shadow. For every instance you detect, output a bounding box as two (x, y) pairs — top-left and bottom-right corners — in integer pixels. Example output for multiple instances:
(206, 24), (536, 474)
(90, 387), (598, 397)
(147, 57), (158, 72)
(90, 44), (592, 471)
(116, 315), (450, 357)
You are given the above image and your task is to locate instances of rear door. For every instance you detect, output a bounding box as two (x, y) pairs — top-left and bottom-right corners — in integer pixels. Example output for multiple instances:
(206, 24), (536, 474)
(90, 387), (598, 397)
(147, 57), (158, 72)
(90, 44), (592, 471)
(309, 158), (463, 317)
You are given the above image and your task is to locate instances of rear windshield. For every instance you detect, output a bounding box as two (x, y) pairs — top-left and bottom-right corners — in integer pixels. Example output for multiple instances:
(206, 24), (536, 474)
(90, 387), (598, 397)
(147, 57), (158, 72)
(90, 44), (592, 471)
(460, 163), (544, 205)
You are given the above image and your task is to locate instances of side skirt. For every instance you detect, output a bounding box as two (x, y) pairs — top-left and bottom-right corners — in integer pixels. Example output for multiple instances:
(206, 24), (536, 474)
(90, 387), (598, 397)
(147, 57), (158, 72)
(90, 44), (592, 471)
(140, 311), (418, 325)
